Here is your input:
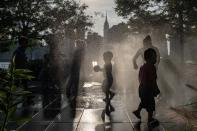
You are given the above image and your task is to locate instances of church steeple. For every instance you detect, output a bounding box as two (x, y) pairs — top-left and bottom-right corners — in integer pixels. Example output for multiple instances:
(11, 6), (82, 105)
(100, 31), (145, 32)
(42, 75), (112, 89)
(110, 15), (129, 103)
(104, 12), (109, 42)
(105, 13), (109, 25)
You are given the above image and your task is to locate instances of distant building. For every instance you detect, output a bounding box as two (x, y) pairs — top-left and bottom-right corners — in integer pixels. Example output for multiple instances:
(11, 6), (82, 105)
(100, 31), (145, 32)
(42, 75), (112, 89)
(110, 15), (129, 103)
(103, 13), (109, 43)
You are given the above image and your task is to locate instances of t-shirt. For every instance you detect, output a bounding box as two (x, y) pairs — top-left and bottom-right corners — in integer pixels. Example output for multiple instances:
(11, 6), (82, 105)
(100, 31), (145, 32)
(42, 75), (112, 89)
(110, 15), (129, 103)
(139, 63), (157, 87)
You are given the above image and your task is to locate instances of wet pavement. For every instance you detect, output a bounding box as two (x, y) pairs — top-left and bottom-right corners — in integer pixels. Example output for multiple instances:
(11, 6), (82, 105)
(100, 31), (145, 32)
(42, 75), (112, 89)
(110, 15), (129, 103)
(3, 81), (189, 131)
(2, 61), (197, 131)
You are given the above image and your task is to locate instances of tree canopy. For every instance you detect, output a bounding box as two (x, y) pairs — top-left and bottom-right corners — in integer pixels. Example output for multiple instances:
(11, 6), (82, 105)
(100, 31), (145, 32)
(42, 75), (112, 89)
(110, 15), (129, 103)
(115, 0), (197, 34)
(0, 0), (92, 41)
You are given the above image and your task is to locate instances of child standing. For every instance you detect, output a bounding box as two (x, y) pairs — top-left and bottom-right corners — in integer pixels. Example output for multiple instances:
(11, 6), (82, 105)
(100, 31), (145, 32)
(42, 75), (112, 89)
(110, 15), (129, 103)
(94, 51), (115, 116)
(133, 48), (160, 127)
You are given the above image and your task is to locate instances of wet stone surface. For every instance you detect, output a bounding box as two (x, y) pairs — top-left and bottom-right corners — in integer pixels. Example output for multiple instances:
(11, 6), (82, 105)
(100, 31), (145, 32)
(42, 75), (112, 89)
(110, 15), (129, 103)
(7, 66), (197, 131)
(14, 89), (171, 131)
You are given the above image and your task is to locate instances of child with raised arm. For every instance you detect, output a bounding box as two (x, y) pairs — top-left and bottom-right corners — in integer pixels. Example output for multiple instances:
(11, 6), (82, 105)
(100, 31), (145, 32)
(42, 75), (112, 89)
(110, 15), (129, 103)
(94, 51), (115, 116)
(133, 48), (160, 127)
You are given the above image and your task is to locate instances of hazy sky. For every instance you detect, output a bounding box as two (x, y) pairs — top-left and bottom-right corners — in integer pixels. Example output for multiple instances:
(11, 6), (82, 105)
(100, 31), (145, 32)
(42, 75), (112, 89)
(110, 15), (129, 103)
(80, 0), (126, 36)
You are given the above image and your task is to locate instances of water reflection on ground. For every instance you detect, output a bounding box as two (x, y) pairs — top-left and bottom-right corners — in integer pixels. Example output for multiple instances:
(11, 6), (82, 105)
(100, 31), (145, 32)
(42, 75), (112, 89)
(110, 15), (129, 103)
(4, 62), (197, 131)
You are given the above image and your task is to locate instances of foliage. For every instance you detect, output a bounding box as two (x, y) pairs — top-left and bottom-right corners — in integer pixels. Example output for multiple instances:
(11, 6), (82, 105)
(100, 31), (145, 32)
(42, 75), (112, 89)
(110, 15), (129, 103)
(165, 0), (197, 34)
(0, 0), (49, 40)
(115, 0), (197, 34)
(44, 0), (92, 40)
(0, 56), (34, 131)
(0, 0), (93, 44)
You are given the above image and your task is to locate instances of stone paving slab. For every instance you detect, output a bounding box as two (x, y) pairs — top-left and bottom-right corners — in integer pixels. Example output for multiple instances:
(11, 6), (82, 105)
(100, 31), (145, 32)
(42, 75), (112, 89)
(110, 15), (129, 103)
(46, 123), (78, 131)
(80, 109), (104, 124)
(54, 108), (83, 123)
(110, 109), (130, 123)
(16, 80), (194, 131)
(18, 100), (186, 131)
(77, 123), (134, 131)
(155, 122), (186, 131)
(32, 109), (60, 122)
(19, 122), (49, 131)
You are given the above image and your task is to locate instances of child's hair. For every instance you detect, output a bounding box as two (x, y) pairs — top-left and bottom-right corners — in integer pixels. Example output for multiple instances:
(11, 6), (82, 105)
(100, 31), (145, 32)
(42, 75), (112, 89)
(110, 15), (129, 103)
(144, 48), (156, 61)
(103, 51), (113, 60)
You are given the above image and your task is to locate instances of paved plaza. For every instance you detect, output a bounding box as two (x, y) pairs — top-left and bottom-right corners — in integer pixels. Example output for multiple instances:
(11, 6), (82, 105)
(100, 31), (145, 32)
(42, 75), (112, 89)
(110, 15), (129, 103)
(2, 61), (197, 131)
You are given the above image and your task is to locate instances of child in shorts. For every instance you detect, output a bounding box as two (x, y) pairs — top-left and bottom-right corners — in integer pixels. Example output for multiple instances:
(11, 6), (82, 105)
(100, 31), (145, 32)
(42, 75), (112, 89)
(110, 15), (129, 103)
(133, 48), (160, 127)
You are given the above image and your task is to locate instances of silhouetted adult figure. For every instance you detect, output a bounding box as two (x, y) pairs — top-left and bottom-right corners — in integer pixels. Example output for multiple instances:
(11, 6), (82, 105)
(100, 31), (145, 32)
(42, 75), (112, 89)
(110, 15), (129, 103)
(66, 40), (86, 112)
(12, 36), (29, 89)
(12, 36), (31, 105)
(94, 51), (115, 120)
(12, 36), (28, 70)
(133, 35), (160, 70)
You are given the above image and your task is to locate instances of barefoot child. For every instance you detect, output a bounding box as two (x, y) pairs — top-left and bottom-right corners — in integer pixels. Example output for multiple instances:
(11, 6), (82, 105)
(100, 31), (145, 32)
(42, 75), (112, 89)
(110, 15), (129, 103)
(94, 51), (115, 116)
(133, 48), (160, 127)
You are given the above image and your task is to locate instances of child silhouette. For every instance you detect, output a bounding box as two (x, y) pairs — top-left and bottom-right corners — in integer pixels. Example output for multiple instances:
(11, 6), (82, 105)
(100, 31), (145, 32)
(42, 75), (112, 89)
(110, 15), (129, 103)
(94, 51), (115, 117)
(133, 48), (160, 128)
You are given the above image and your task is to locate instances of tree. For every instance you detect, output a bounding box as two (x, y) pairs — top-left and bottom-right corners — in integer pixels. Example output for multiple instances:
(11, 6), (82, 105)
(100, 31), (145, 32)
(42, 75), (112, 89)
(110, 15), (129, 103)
(0, 0), (49, 40)
(0, 0), (92, 44)
(115, 0), (197, 62)
(44, 0), (92, 40)
(164, 0), (197, 61)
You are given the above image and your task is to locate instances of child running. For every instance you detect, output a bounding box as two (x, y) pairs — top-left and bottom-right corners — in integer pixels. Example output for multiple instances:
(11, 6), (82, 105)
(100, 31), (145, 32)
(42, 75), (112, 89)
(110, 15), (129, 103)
(94, 51), (115, 117)
(133, 48), (160, 127)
